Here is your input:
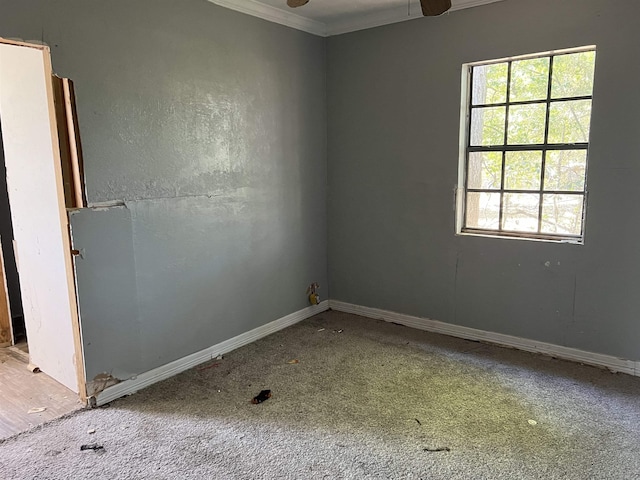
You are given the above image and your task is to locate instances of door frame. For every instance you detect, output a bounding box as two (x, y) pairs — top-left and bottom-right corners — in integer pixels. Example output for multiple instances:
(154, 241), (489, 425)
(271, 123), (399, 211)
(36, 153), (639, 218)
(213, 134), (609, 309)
(0, 37), (86, 401)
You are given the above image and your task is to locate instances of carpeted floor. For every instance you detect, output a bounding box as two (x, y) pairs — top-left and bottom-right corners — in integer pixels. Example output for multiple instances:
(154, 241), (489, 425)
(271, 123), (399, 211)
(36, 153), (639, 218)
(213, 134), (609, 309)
(1, 310), (639, 479)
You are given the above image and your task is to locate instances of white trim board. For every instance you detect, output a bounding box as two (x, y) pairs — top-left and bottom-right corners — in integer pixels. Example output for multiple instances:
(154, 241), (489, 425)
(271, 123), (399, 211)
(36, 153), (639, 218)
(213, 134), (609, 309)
(95, 297), (639, 406)
(208, 0), (508, 37)
(95, 300), (329, 406)
(329, 300), (640, 377)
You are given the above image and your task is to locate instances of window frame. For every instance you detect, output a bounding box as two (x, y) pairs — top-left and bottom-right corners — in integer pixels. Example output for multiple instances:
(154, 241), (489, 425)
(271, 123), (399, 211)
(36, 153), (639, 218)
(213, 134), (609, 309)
(456, 46), (596, 244)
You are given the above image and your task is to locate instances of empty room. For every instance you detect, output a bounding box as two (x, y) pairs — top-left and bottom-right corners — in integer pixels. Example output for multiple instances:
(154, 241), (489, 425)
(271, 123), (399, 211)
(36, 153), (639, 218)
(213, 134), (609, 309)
(0, 0), (639, 478)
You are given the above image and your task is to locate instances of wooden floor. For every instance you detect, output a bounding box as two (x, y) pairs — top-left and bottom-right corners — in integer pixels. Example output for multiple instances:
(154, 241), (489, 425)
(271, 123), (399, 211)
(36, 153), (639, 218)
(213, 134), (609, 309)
(0, 344), (83, 439)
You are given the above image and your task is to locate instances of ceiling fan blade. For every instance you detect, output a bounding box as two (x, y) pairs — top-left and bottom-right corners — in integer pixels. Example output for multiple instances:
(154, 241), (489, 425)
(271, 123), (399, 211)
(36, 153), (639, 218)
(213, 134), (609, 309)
(420, 0), (452, 16)
(287, 0), (309, 7)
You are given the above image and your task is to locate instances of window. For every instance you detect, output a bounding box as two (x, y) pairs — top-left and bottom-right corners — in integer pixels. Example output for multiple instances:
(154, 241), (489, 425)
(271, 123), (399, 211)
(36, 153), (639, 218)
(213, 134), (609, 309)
(457, 46), (596, 243)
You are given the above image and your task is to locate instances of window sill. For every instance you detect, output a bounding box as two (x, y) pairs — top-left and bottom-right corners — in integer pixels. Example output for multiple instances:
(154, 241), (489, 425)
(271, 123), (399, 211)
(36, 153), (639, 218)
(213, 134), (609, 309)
(457, 229), (583, 245)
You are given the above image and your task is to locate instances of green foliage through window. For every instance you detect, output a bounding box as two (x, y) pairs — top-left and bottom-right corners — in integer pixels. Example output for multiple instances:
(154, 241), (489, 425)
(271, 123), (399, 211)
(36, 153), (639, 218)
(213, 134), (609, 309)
(461, 47), (596, 242)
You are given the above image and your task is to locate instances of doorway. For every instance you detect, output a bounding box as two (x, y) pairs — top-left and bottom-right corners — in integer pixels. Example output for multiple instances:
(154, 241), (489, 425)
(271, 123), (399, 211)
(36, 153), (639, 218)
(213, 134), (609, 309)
(0, 121), (25, 348)
(0, 38), (87, 436)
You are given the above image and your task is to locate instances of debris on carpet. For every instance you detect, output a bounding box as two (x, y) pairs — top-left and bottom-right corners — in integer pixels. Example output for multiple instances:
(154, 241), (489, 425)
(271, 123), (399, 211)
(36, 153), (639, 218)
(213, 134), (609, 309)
(80, 443), (105, 453)
(251, 390), (272, 404)
(197, 362), (220, 371)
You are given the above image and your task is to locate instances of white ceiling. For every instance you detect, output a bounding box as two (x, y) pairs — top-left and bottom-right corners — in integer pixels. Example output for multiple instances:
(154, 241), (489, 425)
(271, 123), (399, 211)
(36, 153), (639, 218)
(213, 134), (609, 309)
(208, 0), (507, 36)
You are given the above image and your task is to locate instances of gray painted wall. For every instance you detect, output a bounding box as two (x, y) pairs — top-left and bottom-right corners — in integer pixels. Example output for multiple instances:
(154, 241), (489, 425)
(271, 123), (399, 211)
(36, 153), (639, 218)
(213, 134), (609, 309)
(3, 0), (638, 387)
(0, 0), (327, 382)
(328, 0), (640, 361)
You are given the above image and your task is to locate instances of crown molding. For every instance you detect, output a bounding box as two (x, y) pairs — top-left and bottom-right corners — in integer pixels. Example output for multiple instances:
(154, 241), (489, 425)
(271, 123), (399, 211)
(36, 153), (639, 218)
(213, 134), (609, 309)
(327, 0), (507, 36)
(208, 0), (328, 36)
(453, 0), (507, 9)
(209, 0), (507, 37)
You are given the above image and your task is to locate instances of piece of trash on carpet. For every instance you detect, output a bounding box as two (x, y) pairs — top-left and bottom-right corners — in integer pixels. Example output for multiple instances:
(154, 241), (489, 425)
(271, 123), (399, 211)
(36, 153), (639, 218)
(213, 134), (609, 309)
(528, 419), (538, 425)
(197, 362), (220, 371)
(87, 428), (96, 434)
(415, 418), (422, 425)
(287, 359), (300, 364)
(215, 355), (224, 360)
(251, 389), (272, 404)
(317, 328), (325, 332)
(333, 329), (344, 334)
(27, 407), (46, 414)
(80, 443), (105, 452)
(423, 447), (450, 452)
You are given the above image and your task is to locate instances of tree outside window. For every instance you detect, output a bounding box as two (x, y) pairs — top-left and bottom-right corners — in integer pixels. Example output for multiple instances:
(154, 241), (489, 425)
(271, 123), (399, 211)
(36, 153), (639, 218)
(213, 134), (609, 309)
(459, 47), (596, 242)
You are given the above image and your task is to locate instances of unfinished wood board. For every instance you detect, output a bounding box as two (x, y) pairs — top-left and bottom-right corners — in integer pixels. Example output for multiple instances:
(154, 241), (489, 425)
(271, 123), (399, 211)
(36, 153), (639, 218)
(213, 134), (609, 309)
(51, 76), (86, 208)
(0, 347), (82, 440)
(0, 239), (13, 346)
(51, 76), (75, 208)
(63, 78), (85, 208)
(0, 42), (83, 393)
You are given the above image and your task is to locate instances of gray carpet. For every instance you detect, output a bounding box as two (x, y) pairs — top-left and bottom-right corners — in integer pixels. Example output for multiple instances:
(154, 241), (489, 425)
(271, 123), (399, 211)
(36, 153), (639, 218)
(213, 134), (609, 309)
(1, 311), (639, 479)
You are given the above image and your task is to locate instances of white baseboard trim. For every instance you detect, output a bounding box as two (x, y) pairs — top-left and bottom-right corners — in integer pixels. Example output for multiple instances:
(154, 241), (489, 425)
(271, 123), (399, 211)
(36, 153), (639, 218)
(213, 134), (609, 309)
(95, 300), (329, 406)
(329, 300), (640, 377)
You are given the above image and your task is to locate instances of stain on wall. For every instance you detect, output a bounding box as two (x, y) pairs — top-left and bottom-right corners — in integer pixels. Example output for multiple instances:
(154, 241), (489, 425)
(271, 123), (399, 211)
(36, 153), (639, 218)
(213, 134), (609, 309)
(0, 0), (327, 380)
